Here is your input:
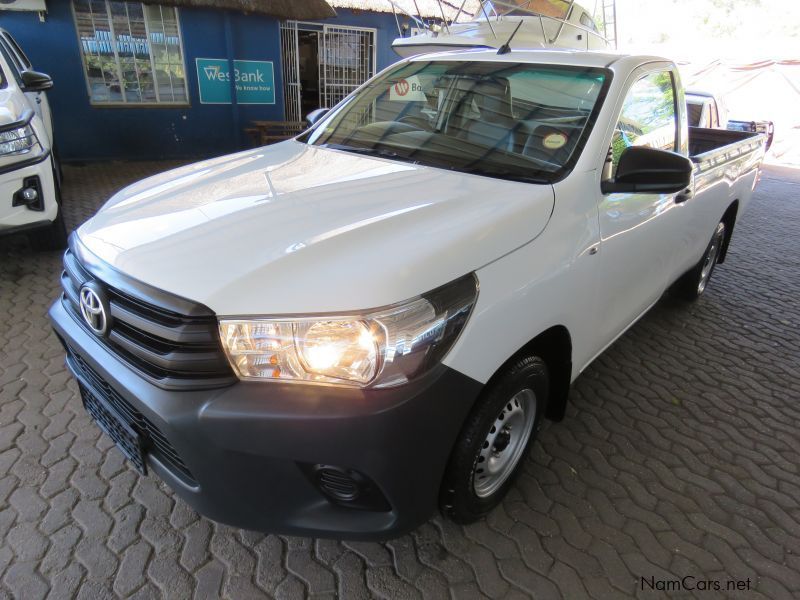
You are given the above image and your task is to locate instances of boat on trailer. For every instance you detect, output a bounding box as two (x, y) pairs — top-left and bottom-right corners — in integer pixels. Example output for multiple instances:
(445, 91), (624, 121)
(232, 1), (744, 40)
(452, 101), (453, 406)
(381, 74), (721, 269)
(390, 0), (612, 58)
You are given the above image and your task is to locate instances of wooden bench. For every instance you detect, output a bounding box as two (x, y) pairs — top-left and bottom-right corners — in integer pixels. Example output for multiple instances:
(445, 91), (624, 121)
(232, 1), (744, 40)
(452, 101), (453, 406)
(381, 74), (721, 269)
(247, 120), (307, 146)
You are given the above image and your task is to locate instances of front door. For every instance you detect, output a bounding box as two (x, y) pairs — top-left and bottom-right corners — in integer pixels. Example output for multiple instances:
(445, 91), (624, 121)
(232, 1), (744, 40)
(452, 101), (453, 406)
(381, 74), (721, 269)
(280, 22), (324, 122)
(281, 22), (376, 120)
(279, 21), (302, 122)
(594, 66), (684, 349)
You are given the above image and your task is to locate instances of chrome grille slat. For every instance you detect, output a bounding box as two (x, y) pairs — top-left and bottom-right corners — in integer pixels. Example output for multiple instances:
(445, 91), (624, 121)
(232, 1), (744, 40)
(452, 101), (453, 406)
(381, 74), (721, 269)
(63, 250), (90, 286)
(61, 271), (80, 307)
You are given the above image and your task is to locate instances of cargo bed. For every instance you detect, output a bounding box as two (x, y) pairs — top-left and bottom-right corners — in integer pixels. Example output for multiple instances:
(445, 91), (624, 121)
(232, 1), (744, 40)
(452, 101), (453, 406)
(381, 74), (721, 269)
(689, 127), (766, 195)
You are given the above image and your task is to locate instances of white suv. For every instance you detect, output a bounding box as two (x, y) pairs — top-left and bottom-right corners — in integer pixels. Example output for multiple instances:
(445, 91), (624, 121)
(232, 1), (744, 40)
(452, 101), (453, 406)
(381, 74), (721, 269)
(0, 28), (65, 251)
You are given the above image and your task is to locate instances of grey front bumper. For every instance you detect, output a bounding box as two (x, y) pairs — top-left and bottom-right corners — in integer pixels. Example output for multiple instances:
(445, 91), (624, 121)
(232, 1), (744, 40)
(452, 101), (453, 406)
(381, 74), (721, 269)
(50, 297), (483, 540)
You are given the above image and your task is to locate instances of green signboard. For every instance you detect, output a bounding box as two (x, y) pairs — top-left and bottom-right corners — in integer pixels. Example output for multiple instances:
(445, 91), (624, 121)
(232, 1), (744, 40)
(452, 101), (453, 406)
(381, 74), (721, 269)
(196, 58), (275, 105)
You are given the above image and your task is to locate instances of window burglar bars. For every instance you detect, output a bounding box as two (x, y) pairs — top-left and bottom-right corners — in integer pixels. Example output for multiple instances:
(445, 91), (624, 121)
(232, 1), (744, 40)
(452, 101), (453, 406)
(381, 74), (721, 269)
(72, 0), (188, 105)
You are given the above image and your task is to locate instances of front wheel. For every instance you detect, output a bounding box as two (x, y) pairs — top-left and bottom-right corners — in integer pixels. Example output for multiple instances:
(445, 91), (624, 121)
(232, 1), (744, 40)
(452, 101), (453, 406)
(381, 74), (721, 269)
(440, 356), (548, 524)
(675, 221), (726, 301)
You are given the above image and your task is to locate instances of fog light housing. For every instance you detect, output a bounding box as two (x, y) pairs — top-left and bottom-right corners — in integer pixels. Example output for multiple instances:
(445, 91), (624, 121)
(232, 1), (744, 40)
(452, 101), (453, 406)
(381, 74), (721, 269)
(301, 464), (391, 512)
(12, 176), (44, 211)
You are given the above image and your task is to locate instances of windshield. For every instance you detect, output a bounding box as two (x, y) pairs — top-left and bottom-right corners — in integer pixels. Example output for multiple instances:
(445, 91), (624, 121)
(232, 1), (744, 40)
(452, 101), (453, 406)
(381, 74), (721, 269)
(485, 0), (571, 19)
(304, 61), (609, 184)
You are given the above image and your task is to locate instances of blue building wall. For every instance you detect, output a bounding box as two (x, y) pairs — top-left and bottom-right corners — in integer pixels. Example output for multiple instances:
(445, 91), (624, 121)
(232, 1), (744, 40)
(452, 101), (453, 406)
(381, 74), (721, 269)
(0, 2), (402, 161)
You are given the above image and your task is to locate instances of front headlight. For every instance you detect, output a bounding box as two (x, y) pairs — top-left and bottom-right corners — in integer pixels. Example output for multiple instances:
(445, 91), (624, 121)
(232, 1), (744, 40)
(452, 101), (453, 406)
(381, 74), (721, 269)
(0, 124), (40, 158)
(219, 273), (478, 388)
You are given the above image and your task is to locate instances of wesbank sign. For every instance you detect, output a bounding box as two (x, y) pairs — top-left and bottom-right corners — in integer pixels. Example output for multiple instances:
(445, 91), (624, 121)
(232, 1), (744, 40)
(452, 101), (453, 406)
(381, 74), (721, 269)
(196, 58), (275, 105)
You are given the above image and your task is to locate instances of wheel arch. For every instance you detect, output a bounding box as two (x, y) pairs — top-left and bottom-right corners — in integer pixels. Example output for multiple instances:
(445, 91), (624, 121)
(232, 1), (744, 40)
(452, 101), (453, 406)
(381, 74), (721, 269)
(483, 325), (573, 422)
(437, 324), (573, 518)
(717, 199), (739, 264)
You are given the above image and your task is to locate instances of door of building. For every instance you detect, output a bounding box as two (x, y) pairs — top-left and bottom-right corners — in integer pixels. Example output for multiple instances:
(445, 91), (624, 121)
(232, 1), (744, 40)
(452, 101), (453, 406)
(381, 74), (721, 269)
(280, 21), (376, 122)
(279, 21), (302, 122)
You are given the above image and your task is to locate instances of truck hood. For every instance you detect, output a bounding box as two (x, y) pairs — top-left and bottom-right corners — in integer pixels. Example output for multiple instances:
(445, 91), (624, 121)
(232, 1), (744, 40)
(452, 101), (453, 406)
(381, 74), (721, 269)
(78, 141), (555, 315)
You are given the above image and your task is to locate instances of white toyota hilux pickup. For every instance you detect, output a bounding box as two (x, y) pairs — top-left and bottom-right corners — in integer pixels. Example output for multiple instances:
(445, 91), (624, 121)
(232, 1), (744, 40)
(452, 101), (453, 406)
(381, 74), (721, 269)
(0, 28), (65, 251)
(50, 48), (765, 540)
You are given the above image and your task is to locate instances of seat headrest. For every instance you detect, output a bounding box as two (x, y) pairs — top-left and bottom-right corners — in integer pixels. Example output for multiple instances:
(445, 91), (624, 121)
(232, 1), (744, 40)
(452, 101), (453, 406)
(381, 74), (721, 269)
(472, 79), (512, 121)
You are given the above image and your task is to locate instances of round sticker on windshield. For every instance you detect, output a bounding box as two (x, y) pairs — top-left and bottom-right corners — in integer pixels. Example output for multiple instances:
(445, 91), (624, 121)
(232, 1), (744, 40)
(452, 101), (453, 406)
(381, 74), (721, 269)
(543, 132), (568, 149)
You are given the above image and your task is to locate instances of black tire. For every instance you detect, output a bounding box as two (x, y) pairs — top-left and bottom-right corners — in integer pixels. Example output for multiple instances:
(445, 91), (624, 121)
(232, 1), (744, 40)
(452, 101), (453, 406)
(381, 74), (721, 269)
(674, 221), (726, 301)
(29, 208), (68, 252)
(29, 159), (68, 252)
(52, 143), (64, 188)
(440, 355), (549, 524)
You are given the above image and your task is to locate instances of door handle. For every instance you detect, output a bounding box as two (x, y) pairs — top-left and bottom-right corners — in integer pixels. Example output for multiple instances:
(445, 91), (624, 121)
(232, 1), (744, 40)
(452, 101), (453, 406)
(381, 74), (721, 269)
(675, 187), (693, 204)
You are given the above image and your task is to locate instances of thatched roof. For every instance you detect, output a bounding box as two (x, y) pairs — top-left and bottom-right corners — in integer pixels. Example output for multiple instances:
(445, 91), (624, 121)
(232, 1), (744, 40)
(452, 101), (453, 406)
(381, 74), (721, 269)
(142, 0), (481, 21)
(144, 0), (336, 20)
(328, 0), (481, 20)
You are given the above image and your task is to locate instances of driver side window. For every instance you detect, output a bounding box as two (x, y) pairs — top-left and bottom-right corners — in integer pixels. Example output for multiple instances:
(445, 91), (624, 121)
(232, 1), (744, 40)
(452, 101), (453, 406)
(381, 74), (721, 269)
(607, 71), (677, 178)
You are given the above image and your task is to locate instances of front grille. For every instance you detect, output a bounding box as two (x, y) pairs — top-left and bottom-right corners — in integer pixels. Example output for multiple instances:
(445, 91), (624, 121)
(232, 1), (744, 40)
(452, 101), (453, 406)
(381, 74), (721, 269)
(67, 345), (196, 483)
(81, 384), (147, 475)
(61, 245), (236, 390)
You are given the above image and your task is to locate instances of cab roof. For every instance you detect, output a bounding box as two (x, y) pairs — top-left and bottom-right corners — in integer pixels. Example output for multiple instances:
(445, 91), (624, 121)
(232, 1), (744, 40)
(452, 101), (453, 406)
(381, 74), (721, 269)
(407, 47), (672, 70)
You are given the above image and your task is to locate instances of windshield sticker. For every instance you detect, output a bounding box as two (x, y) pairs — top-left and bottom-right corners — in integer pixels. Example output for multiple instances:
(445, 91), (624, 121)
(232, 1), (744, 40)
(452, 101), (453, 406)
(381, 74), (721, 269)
(543, 132), (568, 149)
(389, 76), (427, 101)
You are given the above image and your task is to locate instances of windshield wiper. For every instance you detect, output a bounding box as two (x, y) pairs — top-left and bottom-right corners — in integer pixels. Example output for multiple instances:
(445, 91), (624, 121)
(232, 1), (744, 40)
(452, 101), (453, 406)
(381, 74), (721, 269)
(321, 144), (418, 164)
(468, 168), (552, 185)
(322, 143), (550, 184)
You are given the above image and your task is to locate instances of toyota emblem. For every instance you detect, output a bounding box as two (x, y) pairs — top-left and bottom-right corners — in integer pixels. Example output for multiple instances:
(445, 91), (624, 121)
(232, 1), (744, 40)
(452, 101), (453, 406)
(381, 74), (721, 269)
(79, 283), (109, 336)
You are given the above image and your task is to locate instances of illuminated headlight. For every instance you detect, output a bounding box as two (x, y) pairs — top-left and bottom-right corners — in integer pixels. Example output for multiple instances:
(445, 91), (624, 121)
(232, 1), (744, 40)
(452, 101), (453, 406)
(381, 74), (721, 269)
(0, 124), (40, 158)
(219, 273), (478, 388)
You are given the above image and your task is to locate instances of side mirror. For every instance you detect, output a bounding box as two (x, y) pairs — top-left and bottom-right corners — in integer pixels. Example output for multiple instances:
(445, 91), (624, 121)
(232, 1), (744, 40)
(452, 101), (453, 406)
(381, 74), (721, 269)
(21, 70), (53, 92)
(305, 108), (330, 127)
(601, 146), (692, 195)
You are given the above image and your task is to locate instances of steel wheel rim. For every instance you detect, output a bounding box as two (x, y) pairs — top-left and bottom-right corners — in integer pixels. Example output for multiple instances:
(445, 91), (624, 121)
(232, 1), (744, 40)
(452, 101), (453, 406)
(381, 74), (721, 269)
(698, 229), (724, 294)
(473, 389), (537, 498)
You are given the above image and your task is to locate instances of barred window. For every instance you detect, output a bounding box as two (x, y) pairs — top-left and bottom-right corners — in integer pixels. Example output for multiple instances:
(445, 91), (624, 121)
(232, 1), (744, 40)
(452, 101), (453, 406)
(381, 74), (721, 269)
(72, 1), (188, 105)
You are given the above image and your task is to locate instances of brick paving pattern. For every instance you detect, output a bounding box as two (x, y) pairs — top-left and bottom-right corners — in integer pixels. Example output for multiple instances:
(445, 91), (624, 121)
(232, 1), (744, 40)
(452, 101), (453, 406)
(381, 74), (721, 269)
(0, 161), (798, 599)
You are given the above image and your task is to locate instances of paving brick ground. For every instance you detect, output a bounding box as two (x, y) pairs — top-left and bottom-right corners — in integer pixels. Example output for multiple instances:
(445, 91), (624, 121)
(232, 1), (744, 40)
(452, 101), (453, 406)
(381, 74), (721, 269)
(0, 161), (798, 599)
